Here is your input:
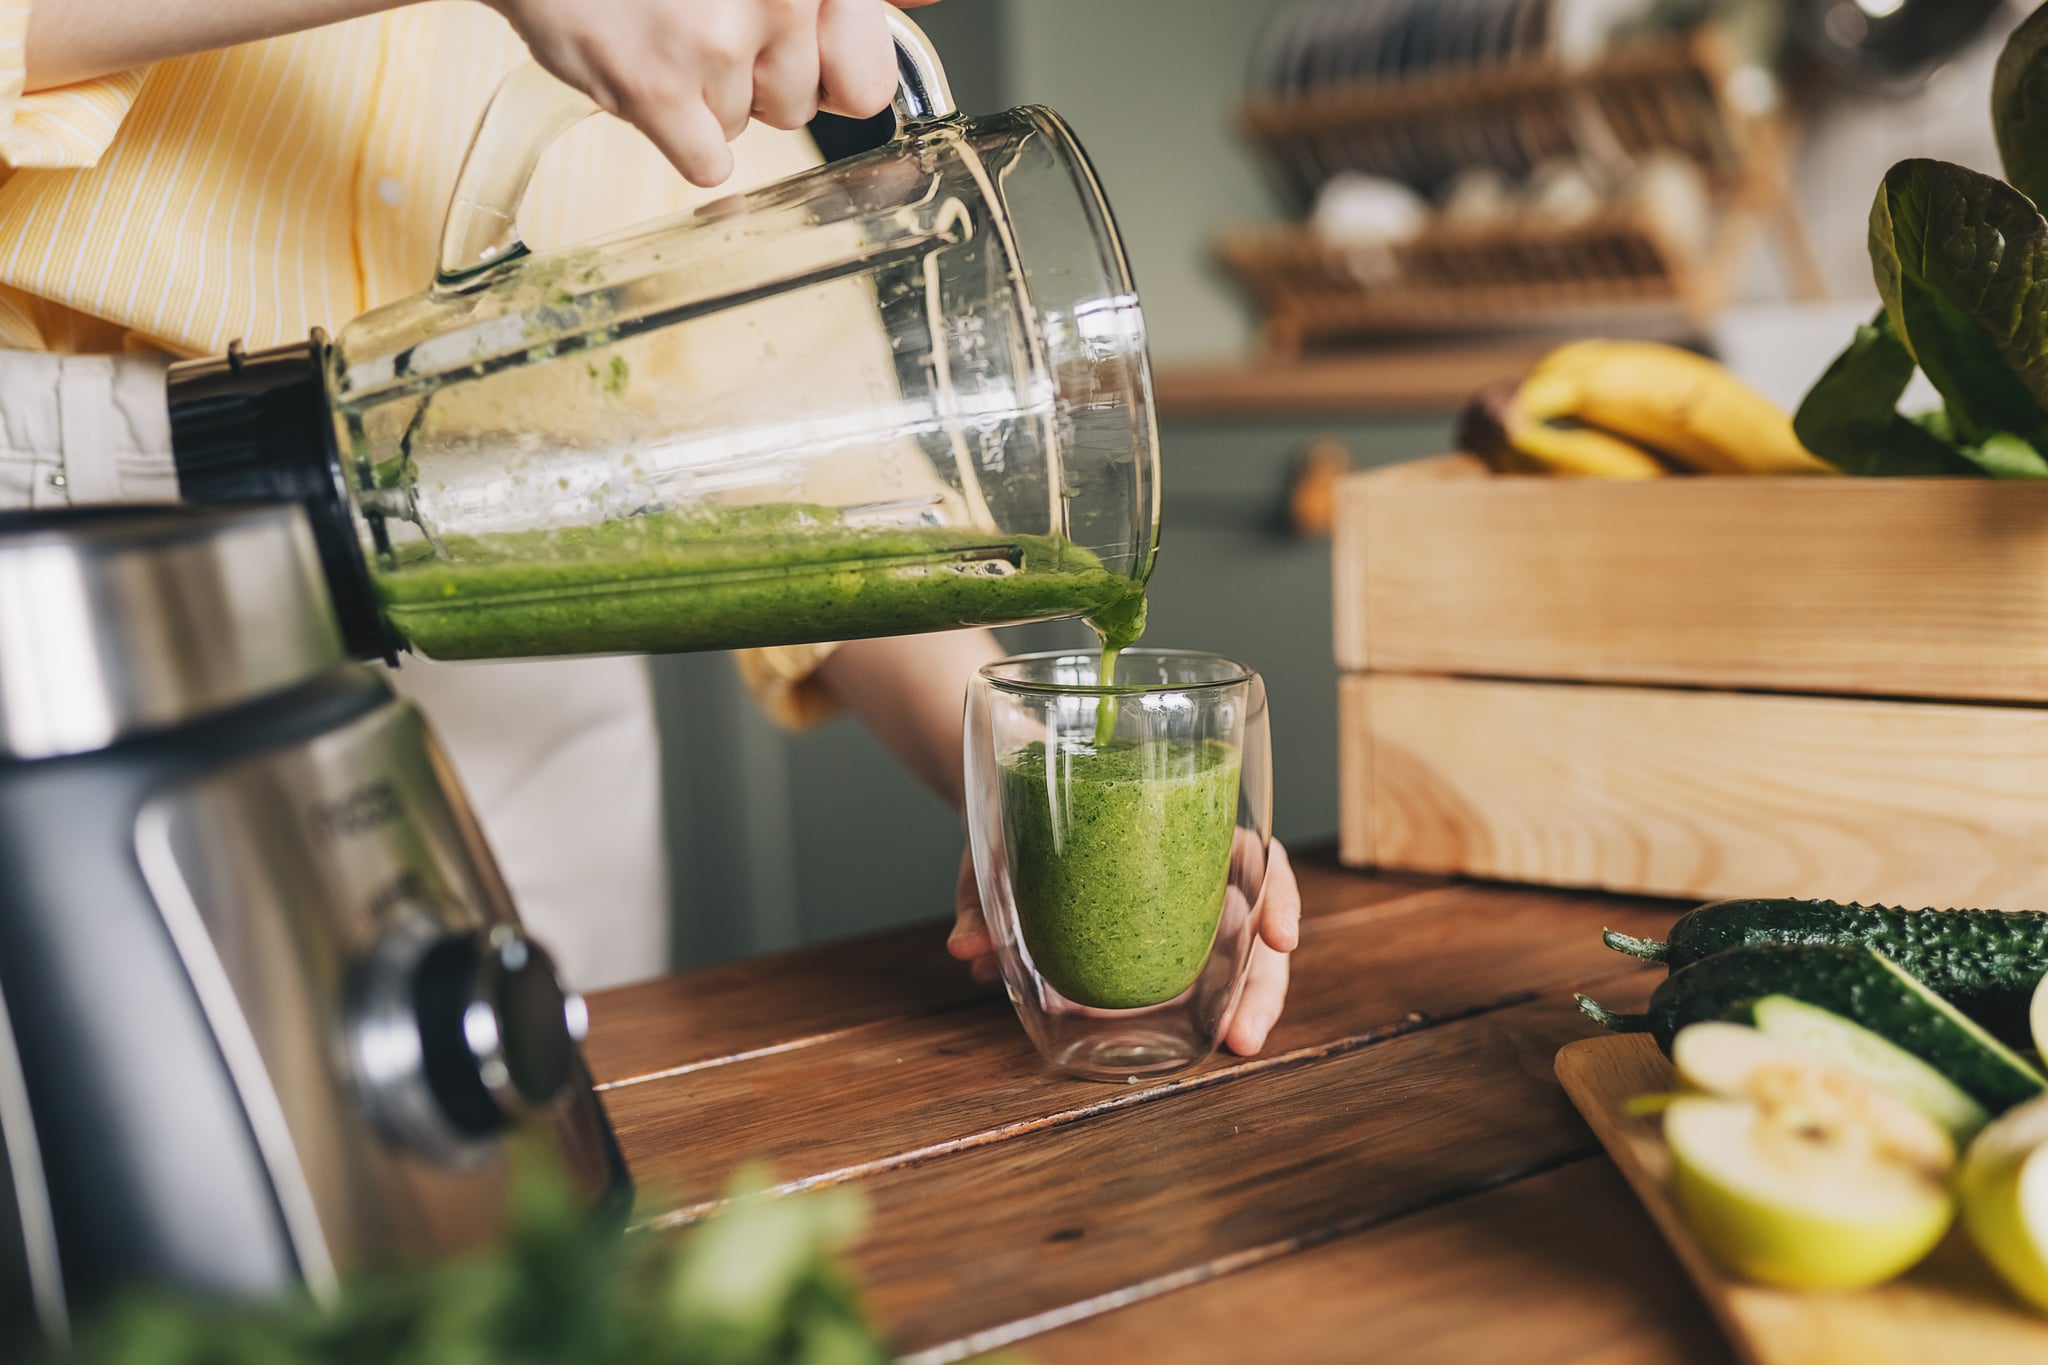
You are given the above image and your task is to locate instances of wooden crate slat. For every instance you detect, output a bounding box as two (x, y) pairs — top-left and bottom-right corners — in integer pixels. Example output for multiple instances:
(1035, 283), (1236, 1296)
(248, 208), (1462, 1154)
(1341, 673), (2048, 907)
(1334, 472), (2048, 702)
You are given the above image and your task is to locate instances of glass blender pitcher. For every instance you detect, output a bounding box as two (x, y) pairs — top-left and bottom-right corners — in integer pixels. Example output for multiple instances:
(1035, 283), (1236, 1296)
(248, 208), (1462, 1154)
(165, 15), (1159, 663)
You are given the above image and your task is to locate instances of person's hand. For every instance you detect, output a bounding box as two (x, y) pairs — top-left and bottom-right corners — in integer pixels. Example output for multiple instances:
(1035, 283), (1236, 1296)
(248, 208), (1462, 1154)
(487, 0), (944, 188)
(948, 838), (1304, 1056)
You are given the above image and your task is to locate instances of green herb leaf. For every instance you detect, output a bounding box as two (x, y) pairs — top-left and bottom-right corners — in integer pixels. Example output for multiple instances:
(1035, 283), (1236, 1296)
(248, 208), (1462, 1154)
(1793, 310), (1985, 476)
(1869, 158), (2048, 448)
(1958, 430), (2048, 478)
(49, 1160), (890, 1365)
(1995, 1), (2048, 211)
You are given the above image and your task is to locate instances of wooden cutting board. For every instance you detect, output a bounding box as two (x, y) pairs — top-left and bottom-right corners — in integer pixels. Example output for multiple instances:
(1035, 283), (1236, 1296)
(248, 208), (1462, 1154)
(1556, 1033), (2048, 1365)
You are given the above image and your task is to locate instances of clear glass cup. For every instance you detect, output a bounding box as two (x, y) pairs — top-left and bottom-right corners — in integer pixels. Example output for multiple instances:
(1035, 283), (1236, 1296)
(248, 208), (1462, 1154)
(964, 650), (1274, 1081)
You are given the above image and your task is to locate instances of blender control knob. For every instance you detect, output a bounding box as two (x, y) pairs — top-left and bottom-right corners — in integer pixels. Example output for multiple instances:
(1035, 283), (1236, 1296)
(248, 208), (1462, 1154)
(414, 926), (587, 1138)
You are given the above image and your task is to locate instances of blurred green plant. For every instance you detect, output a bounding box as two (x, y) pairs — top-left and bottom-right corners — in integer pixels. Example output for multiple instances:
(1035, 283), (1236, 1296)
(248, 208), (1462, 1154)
(1795, 1), (2048, 478)
(46, 1157), (888, 1365)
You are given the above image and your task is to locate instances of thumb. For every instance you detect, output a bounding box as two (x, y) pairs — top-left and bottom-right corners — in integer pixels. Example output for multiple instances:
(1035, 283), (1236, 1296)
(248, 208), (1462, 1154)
(949, 847), (992, 960)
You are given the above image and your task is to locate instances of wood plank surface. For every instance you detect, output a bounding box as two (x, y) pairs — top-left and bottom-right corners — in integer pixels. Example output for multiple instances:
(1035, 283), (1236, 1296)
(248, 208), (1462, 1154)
(584, 850), (1442, 1086)
(1342, 673), (2048, 907)
(1022, 1158), (1733, 1365)
(858, 989), (1651, 1360)
(601, 880), (1678, 1218)
(1333, 473), (2048, 702)
(583, 867), (1729, 1364)
(581, 923), (985, 1088)
(1558, 1035), (2048, 1365)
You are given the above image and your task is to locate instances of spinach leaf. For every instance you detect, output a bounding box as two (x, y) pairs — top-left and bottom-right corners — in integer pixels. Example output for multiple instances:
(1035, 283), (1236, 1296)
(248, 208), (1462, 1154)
(1907, 408), (1955, 444)
(1793, 310), (1984, 475)
(1995, 0), (2048, 211)
(1869, 158), (2048, 447)
(1960, 430), (2048, 478)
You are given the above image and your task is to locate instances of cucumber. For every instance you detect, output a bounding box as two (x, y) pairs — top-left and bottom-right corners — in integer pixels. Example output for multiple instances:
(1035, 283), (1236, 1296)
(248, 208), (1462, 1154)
(1751, 995), (1989, 1144)
(1579, 944), (2047, 1115)
(1602, 897), (2048, 1046)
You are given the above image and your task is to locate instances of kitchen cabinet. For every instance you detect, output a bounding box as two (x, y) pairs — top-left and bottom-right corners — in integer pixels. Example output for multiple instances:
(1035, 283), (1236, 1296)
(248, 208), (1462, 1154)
(652, 410), (1456, 972)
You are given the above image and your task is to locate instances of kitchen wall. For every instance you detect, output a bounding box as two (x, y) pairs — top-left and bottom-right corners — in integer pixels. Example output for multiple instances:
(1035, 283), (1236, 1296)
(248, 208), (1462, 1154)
(997, 0), (1298, 362)
(928, 0), (1303, 361)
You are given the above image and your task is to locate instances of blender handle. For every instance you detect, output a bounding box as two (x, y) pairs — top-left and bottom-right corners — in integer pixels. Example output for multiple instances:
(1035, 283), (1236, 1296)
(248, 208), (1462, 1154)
(435, 11), (957, 288)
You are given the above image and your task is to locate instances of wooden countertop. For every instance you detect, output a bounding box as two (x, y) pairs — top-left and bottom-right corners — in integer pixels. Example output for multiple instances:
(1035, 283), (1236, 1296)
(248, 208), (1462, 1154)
(582, 851), (1736, 1364)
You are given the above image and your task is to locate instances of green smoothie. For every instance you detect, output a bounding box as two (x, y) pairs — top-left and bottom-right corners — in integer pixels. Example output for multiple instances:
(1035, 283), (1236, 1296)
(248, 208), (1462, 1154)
(368, 502), (1147, 660)
(1002, 737), (1241, 1010)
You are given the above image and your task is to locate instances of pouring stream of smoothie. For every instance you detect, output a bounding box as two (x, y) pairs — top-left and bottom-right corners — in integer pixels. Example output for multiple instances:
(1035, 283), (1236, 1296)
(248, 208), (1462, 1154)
(1085, 583), (1149, 745)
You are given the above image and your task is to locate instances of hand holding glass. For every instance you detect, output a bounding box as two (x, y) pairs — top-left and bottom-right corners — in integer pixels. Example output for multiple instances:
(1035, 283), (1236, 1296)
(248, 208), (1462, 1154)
(964, 651), (1273, 1080)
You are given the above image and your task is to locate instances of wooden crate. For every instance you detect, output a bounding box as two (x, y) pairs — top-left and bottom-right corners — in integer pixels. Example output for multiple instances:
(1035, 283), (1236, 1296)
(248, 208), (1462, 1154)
(1335, 457), (2048, 906)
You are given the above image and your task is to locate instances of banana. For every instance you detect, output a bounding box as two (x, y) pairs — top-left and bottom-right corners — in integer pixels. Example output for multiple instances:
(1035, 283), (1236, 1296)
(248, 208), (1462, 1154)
(1504, 420), (1669, 478)
(1456, 380), (1668, 479)
(1518, 340), (1836, 477)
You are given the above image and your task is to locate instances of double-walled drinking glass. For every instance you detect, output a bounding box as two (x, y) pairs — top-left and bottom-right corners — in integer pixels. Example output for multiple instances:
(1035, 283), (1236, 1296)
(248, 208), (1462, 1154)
(965, 651), (1274, 1081)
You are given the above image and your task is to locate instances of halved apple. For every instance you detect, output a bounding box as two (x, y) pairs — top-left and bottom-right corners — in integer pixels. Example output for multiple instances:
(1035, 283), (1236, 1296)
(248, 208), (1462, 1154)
(1660, 1020), (1956, 1289)
(1750, 995), (1987, 1146)
(1671, 1020), (1957, 1173)
(1960, 1093), (2048, 1313)
(2031, 968), (2048, 1066)
(1666, 1096), (1954, 1289)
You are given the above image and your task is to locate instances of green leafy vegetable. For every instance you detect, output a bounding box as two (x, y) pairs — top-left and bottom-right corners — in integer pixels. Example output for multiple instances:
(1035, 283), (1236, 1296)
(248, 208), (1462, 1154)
(48, 1160), (894, 1365)
(1961, 430), (2048, 478)
(1996, 0), (2048, 211)
(1799, 6), (2048, 478)
(1794, 311), (1985, 476)
(1869, 158), (2048, 448)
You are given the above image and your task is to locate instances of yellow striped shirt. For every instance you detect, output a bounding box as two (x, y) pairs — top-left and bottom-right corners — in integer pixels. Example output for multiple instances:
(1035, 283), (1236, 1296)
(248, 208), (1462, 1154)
(0, 2), (845, 722)
(0, 2), (825, 355)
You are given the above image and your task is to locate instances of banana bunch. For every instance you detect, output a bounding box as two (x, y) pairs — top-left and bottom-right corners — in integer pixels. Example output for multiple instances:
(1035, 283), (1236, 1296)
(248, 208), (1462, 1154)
(1458, 340), (1837, 478)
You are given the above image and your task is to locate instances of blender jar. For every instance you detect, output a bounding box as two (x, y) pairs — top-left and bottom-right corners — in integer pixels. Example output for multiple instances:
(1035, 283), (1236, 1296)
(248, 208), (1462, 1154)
(167, 16), (1160, 664)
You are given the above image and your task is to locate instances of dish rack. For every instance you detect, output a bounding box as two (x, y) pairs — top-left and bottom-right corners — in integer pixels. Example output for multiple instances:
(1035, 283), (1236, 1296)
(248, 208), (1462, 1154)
(1226, 26), (1823, 353)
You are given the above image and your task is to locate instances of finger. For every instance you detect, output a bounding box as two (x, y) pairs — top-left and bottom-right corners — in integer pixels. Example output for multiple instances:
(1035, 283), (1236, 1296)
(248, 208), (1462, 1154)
(1223, 941), (1290, 1056)
(970, 955), (1001, 986)
(630, 92), (736, 187)
(887, 0), (946, 7)
(1232, 824), (1269, 893)
(752, 24), (823, 128)
(703, 60), (757, 142)
(1259, 840), (1302, 954)
(949, 850), (993, 960)
(817, 0), (898, 119)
